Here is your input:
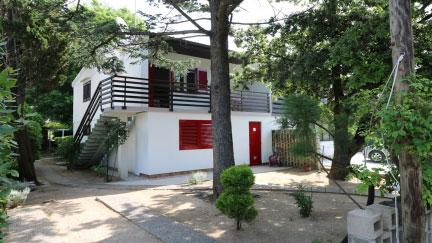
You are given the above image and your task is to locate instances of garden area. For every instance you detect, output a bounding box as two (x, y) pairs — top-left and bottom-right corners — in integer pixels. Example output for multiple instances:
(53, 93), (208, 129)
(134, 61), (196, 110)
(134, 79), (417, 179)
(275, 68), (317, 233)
(6, 157), (384, 243)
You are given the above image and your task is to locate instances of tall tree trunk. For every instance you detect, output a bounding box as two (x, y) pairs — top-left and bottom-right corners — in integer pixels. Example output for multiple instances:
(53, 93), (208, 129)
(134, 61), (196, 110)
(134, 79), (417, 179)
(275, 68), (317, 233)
(209, 0), (235, 197)
(6, 5), (38, 183)
(328, 78), (351, 180)
(389, 0), (425, 242)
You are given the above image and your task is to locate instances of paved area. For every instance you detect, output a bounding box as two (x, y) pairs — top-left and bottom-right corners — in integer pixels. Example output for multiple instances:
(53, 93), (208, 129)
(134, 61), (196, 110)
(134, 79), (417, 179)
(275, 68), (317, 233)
(7, 189), (161, 243)
(36, 157), (371, 196)
(111, 165), (288, 187)
(97, 195), (217, 243)
(6, 157), (384, 243)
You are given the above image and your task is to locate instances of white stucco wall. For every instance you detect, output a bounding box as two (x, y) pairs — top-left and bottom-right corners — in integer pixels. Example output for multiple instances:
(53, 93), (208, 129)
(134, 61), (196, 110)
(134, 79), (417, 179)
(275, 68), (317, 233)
(126, 110), (279, 176)
(72, 69), (109, 135)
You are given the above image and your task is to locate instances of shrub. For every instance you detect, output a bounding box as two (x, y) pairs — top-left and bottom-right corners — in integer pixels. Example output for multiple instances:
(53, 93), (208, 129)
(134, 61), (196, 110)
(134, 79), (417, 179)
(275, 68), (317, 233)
(56, 136), (78, 163)
(92, 164), (106, 177)
(7, 188), (30, 209)
(188, 171), (207, 185)
(292, 185), (313, 217)
(215, 165), (257, 230)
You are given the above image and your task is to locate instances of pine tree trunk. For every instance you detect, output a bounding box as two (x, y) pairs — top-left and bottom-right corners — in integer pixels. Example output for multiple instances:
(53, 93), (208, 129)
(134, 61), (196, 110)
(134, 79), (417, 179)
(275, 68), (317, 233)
(328, 78), (351, 180)
(209, 0), (235, 197)
(6, 6), (38, 183)
(389, 0), (425, 242)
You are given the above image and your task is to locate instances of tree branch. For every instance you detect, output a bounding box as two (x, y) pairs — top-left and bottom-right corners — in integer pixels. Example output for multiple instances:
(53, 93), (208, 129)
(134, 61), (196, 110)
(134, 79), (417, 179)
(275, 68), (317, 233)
(120, 30), (205, 36)
(164, 0), (211, 35)
(418, 12), (432, 23)
(314, 152), (333, 162)
(313, 122), (334, 138)
(227, 0), (243, 15)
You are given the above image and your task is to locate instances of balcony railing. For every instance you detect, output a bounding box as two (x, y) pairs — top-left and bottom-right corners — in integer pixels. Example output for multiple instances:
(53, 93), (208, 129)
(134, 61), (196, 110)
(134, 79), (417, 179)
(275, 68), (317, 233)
(75, 75), (277, 144)
(99, 75), (271, 113)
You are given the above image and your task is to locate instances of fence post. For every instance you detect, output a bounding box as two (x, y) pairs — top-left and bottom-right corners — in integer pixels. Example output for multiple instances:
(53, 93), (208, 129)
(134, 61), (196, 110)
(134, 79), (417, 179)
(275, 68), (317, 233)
(268, 93), (272, 113)
(208, 85), (211, 113)
(169, 81), (174, 111)
(122, 77), (127, 110)
(110, 78), (114, 109)
(99, 85), (103, 112)
(240, 91), (243, 111)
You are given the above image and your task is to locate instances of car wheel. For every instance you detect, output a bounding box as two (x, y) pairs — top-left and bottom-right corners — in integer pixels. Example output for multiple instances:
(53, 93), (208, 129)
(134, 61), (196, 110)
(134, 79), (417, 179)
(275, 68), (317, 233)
(368, 150), (386, 163)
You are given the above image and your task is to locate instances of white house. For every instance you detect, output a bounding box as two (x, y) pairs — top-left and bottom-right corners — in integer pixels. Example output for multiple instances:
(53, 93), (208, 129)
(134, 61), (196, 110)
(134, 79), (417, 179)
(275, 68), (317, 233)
(72, 38), (282, 179)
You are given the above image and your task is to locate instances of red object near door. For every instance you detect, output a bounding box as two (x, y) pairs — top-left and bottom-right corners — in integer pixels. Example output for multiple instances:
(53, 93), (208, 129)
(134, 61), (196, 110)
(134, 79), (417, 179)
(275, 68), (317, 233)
(249, 121), (262, 166)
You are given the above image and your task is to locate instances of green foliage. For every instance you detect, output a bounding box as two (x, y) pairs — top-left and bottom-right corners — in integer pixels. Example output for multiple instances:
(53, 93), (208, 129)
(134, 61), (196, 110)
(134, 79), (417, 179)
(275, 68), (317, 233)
(0, 67), (20, 241)
(215, 165), (258, 230)
(281, 95), (319, 160)
(235, 0), (432, 178)
(104, 119), (128, 152)
(29, 90), (73, 125)
(55, 136), (78, 163)
(91, 164), (106, 177)
(380, 76), (432, 205)
(348, 164), (399, 196)
(292, 186), (313, 217)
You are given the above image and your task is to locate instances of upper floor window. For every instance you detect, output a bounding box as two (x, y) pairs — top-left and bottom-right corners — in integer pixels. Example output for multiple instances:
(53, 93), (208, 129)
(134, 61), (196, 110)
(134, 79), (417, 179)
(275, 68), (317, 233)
(178, 69), (208, 92)
(83, 81), (91, 102)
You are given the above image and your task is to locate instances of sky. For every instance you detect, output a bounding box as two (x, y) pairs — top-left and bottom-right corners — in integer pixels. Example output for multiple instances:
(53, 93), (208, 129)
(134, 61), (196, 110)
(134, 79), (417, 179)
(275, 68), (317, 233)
(81, 0), (307, 50)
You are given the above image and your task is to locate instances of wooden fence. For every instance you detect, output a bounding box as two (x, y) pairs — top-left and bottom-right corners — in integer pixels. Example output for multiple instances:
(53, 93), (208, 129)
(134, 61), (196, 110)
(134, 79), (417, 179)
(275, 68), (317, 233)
(271, 129), (318, 169)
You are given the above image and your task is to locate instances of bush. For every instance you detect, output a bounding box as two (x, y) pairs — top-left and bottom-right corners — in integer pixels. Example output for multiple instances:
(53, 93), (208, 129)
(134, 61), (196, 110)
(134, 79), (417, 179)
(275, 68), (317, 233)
(56, 136), (78, 163)
(92, 164), (106, 177)
(215, 165), (257, 230)
(188, 171), (207, 185)
(7, 188), (30, 209)
(292, 185), (313, 217)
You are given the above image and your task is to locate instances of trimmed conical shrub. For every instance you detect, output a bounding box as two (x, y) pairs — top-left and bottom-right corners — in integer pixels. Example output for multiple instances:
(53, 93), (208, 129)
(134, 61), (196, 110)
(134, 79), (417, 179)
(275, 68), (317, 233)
(215, 165), (257, 230)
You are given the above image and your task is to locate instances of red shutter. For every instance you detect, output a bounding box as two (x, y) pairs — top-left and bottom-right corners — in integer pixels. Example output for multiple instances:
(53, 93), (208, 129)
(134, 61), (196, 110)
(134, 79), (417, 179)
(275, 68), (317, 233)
(197, 69), (208, 90)
(179, 120), (212, 150)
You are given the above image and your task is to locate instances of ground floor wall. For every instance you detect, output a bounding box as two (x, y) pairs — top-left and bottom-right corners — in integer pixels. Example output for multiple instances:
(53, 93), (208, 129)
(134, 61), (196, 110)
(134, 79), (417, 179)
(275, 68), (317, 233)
(116, 109), (279, 176)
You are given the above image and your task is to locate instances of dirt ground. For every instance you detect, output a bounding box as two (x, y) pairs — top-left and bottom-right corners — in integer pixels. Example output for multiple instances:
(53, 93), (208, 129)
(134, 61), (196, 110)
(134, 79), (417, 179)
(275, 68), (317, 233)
(6, 157), (383, 243)
(98, 189), (381, 243)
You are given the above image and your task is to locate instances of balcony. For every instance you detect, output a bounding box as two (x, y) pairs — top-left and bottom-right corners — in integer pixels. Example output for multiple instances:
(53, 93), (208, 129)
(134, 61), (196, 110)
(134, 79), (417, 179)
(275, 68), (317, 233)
(99, 75), (274, 113)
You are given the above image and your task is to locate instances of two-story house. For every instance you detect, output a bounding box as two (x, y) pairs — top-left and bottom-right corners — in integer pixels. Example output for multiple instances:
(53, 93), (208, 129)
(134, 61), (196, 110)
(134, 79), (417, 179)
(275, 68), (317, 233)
(72, 37), (282, 179)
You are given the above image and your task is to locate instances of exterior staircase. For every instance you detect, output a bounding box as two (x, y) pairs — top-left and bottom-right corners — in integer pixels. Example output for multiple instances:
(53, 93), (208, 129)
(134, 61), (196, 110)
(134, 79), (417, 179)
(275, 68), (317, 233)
(76, 116), (118, 167)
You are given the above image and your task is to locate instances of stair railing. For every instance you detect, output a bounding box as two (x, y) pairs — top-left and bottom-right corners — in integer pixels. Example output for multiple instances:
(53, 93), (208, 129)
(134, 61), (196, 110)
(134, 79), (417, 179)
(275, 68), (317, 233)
(73, 76), (112, 144)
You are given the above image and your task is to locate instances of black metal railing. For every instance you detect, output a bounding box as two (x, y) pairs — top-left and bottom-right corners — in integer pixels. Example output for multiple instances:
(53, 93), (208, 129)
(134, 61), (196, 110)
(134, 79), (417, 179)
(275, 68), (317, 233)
(74, 75), (274, 144)
(74, 77), (111, 144)
(272, 97), (285, 115)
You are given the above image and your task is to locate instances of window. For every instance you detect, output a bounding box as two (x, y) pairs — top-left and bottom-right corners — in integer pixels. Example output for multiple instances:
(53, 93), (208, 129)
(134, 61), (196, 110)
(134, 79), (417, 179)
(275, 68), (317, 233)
(179, 120), (212, 150)
(177, 69), (208, 93)
(83, 81), (91, 102)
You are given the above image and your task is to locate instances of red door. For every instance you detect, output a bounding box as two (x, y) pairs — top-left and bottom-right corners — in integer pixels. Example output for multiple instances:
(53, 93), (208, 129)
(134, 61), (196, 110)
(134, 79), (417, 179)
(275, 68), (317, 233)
(249, 122), (262, 166)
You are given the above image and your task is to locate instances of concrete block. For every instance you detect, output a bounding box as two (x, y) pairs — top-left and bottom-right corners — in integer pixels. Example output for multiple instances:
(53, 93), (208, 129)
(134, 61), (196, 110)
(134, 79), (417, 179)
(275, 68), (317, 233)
(381, 231), (391, 243)
(348, 209), (383, 240)
(367, 204), (396, 230)
(348, 235), (382, 243)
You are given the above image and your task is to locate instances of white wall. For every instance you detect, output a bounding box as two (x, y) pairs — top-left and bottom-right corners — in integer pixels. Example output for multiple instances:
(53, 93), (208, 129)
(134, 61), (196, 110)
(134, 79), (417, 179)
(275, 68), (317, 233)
(72, 69), (109, 135)
(130, 110), (279, 175)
